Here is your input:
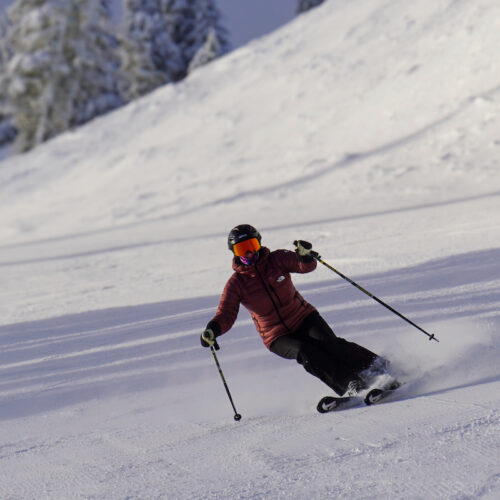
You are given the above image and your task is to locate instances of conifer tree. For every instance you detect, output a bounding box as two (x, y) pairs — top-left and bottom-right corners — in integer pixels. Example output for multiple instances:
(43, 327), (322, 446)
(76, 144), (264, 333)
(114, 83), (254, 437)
(5, 0), (68, 151)
(6, 0), (122, 152)
(0, 12), (16, 147)
(0, 12), (11, 78)
(69, 0), (123, 127)
(121, 0), (183, 100)
(187, 27), (219, 74)
(296, 0), (325, 15)
(161, 0), (230, 78)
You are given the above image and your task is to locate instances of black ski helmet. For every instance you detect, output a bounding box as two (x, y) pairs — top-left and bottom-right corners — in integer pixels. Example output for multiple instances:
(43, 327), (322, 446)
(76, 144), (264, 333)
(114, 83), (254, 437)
(227, 224), (262, 252)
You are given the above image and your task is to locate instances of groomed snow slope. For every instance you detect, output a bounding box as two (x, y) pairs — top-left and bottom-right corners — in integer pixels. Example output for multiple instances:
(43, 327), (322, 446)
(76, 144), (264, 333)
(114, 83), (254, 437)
(0, 0), (499, 498)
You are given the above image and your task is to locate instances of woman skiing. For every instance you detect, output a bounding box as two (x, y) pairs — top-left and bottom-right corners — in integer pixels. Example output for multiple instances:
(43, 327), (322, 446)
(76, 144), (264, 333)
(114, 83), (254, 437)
(200, 224), (391, 397)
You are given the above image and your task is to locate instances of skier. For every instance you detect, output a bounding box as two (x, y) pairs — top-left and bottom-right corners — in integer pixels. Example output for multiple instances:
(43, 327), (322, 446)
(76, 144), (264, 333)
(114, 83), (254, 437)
(200, 224), (392, 397)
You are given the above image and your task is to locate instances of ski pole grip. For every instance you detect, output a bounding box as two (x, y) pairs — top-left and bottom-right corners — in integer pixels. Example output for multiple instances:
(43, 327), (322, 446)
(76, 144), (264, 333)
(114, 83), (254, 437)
(293, 240), (320, 259)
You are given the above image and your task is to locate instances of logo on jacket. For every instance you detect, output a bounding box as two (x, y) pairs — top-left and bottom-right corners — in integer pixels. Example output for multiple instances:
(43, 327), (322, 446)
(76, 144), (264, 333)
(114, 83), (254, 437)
(276, 276), (285, 282)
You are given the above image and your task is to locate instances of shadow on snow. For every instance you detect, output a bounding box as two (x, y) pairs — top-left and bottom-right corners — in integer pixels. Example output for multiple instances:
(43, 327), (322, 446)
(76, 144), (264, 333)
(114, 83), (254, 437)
(0, 247), (498, 421)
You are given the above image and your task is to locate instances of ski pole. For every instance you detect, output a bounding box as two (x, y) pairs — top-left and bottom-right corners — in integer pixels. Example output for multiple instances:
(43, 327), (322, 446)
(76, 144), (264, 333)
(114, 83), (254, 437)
(311, 251), (439, 342)
(209, 344), (242, 421)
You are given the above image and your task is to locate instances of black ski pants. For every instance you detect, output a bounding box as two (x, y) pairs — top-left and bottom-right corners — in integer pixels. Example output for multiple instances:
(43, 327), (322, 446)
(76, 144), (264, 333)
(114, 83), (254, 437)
(269, 311), (380, 396)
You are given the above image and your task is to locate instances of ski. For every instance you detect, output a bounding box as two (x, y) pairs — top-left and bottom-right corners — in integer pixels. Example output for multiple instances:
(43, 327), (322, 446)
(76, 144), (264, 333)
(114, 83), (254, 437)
(317, 382), (402, 413)
(364, 385), (400, 405)
(316, 395), (363, 413)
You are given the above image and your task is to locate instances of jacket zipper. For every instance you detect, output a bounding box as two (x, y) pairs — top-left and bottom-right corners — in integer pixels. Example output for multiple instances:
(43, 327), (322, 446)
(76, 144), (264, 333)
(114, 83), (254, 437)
(269, 284), (283, 307)
(255, 264), (291, 333)
(295, 291), (306, 308)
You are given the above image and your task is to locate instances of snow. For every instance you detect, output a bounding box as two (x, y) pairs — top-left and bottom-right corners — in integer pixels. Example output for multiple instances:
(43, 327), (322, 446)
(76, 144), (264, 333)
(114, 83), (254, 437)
(0, 0), (499, 498)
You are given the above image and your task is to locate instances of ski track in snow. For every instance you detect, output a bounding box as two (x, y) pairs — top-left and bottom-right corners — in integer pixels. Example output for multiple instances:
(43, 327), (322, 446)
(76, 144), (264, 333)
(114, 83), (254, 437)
(1, 248), (499, 498)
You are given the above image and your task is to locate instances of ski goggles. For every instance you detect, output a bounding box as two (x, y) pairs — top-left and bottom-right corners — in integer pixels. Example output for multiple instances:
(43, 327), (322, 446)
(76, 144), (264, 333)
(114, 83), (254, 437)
(233, 238), (261, 257)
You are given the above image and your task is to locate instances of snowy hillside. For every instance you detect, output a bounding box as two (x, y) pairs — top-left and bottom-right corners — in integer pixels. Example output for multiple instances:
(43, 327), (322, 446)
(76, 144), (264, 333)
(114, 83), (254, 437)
(1, 0), (499, 498)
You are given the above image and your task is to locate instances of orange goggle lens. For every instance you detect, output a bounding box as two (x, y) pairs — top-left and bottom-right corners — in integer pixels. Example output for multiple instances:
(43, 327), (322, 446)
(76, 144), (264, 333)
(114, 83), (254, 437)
(233, 238), (261, 257)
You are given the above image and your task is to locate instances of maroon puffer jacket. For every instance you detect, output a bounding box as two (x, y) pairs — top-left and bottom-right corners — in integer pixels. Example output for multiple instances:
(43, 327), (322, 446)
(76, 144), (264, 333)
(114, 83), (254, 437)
(207, 247), (317, 348)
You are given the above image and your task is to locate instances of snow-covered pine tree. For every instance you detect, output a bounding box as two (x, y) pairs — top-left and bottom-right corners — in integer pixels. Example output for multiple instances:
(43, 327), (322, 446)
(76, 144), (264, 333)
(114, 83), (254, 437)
(161, 0), (230, 78)
(296, 0), (325, 15)
(186, 0), (229, 74)
(6, 0), (73, 151)
(70, 0), (123, 127)
(120, 0), (183, 100)
(187, 27), (219, 73)
(6, 0), (122, 152)
(0, 12), (16, 147)
(0, 12), (12, 85)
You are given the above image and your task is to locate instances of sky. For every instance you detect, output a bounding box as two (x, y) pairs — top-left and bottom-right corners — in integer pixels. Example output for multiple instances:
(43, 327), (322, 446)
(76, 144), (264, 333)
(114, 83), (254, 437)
(218, 0), (297, 47)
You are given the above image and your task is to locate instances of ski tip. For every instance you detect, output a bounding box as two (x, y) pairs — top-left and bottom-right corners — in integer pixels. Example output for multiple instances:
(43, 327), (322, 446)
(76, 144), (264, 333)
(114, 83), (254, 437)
(364, 382), (402, 405)
(316, 395), (360, 413)
(317, 396), (337, 413)
(364, 389), (384, 405)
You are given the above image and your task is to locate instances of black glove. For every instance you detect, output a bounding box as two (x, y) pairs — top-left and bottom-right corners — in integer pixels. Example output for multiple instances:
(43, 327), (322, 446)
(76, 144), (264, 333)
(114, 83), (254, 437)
(293, 240), (315, 262)
(200, 328), (220, 350)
